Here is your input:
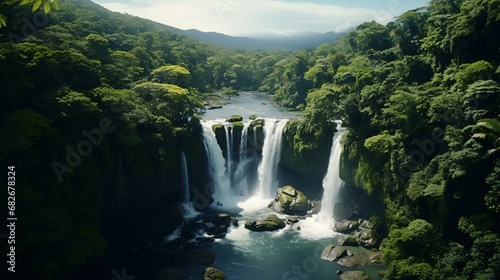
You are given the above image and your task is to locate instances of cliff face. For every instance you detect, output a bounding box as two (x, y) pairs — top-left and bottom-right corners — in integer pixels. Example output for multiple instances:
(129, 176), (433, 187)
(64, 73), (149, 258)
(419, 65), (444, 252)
(100, 122), (208, 247)
(279, 120), (335, 188)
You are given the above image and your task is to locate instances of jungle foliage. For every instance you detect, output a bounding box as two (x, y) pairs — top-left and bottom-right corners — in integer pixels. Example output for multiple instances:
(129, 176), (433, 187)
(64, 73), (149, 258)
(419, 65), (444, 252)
(1, 0), (499, 279)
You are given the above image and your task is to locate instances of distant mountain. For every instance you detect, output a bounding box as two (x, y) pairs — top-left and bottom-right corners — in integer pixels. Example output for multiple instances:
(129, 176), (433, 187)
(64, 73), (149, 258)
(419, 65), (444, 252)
(172, 29), (344, 51)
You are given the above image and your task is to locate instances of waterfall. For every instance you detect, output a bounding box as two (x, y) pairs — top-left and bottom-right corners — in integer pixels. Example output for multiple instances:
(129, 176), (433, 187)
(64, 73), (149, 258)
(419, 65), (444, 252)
(180, 151), (190, 203)
(224, 125), (233, 183)
(317, 126), (346, 223)
(256, 118), (288, 198)
(179, 151), (197, 218)
(233, 122), (252, 196)
(202, 121), (230, 199)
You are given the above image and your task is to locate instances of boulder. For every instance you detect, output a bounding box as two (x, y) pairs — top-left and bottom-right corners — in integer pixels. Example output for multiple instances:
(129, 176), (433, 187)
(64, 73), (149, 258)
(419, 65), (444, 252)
(369, 252), (382, 264)
(334, 220), (359, 234)
(244, 214), (286, 232)
(356, 228), (378, 248)
(231, 217), (239, 227)
(339, 271), (371, 280)
(269, 186), (312, 215)
(290, 223), (301, 231)
(360, 219), (376, 229)
(286, 216), (300, 224)
(336, 234), (359, 246)
(226, 115), (243, 123)
(204, 267), (226, 280)
(333, 203), (353, 221)
(337, 258), (359, 268)
(182, 248), (214, 265)
(309, 200), (321, 214)
(320, 245), (347, 262)
(213, 213), (231, 227)
(206, 224), (227, 238)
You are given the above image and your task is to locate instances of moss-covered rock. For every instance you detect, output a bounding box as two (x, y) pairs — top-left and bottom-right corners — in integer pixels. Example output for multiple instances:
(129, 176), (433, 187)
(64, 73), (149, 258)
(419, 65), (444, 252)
(247, 119), (265, 153)
(334, 220), (360, 234)
(204, 267), (226, 280)
(244, 214), (286, 232)
(249, 115), (257, 120)
(269, 185), (312, 215)
(321, 245), (347, 261)
(226, 114), (243, 123)
(280, 120), (335, 183)
(339, 270), (370, 280)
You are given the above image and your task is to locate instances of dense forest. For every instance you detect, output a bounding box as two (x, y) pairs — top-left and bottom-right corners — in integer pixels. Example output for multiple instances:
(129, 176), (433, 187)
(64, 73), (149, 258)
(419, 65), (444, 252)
(0, 0), (499, 279)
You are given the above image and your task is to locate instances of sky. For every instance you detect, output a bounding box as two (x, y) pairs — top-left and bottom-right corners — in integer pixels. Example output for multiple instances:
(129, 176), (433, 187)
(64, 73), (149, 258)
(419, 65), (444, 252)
(91, 0), (429, 37)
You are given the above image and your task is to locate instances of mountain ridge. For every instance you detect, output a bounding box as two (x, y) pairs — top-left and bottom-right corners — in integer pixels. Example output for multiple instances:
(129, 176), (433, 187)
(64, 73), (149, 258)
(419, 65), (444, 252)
(167, 27), (344, 51)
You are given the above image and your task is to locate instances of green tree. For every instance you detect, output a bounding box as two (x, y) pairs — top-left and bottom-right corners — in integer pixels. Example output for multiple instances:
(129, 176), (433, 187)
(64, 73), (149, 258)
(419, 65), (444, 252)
(0, 0), (59, 27)
(151, 65), (191, 87)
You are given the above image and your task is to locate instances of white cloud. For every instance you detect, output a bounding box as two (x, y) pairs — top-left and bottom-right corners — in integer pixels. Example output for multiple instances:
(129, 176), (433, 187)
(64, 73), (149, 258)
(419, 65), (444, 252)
(93, 0), (398, 36)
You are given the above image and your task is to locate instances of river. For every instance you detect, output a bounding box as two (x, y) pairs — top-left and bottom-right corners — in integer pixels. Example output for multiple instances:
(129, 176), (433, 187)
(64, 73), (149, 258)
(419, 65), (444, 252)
(174, 91), (384, 280)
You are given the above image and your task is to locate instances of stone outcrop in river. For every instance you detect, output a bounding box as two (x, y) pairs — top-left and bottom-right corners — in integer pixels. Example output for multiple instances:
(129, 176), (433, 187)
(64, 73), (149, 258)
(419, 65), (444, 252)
(268, 185), (315, 215)
(244, 214), (286, 232)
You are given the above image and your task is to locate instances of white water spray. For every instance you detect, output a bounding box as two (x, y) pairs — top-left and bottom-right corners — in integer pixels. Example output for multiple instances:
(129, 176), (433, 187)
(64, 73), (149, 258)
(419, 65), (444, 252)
(202, 121), (231, 199)
(256, 118), (288, 198)
(179, 151), (198, 218)
(317, 126), (346, 223)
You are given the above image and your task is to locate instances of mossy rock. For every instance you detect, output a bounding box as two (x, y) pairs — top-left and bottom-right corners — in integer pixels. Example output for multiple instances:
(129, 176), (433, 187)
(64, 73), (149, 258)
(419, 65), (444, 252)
(232, 121), (244, 127)
(226, 115), (243, 123)
(212, 123), (224, 131)
(249, 115), (257, 120)
(270, 185), (312, 215)
(204, 267), (226, 280)
(244, 214), (286, 232)
(250, 119), (265, 127)
(339, 271), (370, 280)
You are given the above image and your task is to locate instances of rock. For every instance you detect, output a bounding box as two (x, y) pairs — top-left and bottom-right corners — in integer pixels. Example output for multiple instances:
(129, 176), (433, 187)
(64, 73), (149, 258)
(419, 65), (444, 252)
(339, 271), (370, 280)
(308, 200), (321, 214)
(249, 115), (257, 120)
(290, 223), (301, 231)
(320, 245), (347, 262)
(369, 252), (382, 264)
(213, 214), (232, 227)
(157, 267), (186, 280)
(357, 228), (379, 248)
(183, 248), (214, 265)
(244, 214), (286, 232)
(231, 217), (239, 227)
(334, 220), (360, 234)
(347, 250), (354, 257)
(206, 224), (227, 238)
(286, 216), (300, 224)
(333, 203), (353, 221)
(360, 219), (376, 229)
(337, 258), (359, 268)
(337, 270), (343, 275)
(336, 234), (359, 246)
(269, 186), (312, 215)
(204, 267), (226, 280)
(226, 115), (243, 123)
(196, 237), (215, 243)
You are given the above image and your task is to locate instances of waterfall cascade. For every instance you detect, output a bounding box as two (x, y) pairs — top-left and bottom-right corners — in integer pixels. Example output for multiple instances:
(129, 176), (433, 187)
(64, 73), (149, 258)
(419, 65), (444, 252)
(317, 126), (346, 223)
(202, 121), (231, 198)
(201, 118), (288, 200)
(256, 119), (288, 198)
(233, 122), (252, 196)
(179, 151), (198, 218)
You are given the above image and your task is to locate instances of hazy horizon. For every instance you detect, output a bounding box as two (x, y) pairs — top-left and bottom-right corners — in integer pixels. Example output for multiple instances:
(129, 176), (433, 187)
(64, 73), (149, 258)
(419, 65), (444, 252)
(91, 0), (429, 37)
